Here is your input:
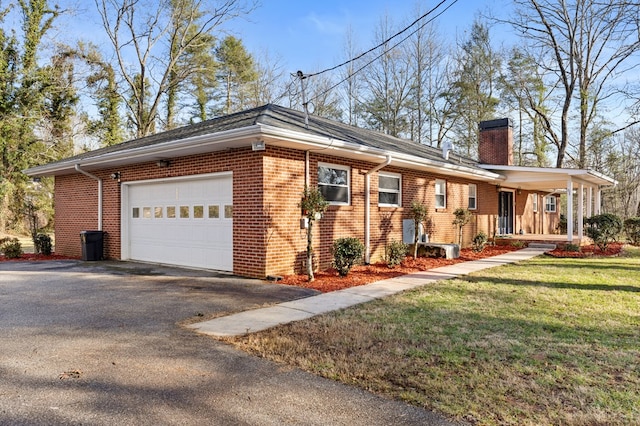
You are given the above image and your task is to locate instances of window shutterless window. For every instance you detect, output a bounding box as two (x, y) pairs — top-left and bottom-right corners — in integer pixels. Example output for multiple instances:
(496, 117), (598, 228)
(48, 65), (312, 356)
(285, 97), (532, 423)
(378, 172), (401, 207)
(468, 183), (477, 210)
(435, 179), (446, 208)
(533, 193), (538, 212)
(545, 196), (556, 212)
(318, 163), (350, 204)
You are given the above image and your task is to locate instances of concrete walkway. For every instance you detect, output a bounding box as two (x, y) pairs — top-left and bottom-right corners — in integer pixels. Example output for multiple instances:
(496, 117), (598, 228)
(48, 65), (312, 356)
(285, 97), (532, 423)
(189, 247), (549, 337)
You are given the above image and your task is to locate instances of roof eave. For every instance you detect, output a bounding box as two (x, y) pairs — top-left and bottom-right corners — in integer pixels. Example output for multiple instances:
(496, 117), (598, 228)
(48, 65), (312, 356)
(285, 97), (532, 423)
(260, 125), (502, 181)
(24, 125), (265, 177)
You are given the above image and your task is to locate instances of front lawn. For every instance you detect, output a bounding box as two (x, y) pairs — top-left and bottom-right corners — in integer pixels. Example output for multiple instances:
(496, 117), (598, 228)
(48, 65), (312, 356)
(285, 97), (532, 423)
(229, 247), (640, 425)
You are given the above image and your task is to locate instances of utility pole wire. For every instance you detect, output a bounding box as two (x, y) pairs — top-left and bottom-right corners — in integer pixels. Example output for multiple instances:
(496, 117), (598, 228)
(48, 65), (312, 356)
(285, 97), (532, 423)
(307, 0), (456, 79)
(306, 0), (459, 107)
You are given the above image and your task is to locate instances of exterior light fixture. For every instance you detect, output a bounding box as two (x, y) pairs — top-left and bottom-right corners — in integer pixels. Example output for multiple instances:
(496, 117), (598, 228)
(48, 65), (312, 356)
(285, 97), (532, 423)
(156, 160), (170, 168)
(252, 140), (266, 151)
(110, 172), (121, 180)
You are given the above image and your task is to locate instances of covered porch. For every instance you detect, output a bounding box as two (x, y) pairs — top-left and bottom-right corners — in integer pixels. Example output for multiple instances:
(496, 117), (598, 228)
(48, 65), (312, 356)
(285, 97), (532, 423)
(480, 165), (617, 245)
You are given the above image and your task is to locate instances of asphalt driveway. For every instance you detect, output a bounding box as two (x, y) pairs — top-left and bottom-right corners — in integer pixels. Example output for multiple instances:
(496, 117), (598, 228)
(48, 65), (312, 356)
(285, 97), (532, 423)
(0, 260), (459, 426)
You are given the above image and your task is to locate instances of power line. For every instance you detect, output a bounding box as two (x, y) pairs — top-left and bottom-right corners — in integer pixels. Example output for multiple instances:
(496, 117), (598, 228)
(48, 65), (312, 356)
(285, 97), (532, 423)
(307, 0), (455, 79)
(306, 0), (459, 106)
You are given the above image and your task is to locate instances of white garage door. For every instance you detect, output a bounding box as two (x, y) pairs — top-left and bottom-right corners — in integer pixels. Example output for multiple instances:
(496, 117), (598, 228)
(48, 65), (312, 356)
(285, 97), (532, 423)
(125, 173), (233, 271)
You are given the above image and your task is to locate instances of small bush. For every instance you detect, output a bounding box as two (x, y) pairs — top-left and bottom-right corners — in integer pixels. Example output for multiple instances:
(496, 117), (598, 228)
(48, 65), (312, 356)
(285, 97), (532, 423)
(564, 243), (581, 252)
(584, 213), (623, 252)
(386, 240), (408, 268)
(332, 237), (364, 277)
(472, 232), (488, 252)
(511, 240), (526, 248)
(34, 233), (53, 255)
(1, 238), (23, 259)
(624, 217), (640, 246)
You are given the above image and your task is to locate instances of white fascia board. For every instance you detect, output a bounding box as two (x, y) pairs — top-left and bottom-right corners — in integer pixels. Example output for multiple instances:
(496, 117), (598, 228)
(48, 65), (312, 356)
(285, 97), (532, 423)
(478, 164), (616, 187)
(25, 125), (264, 177)
(260, 125), (503, 181)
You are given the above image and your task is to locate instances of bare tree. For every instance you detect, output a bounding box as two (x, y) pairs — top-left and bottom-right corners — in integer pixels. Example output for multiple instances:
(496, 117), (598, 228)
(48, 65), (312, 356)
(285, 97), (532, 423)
(95, 0), (255, 138)
(362, 13), (412, 138)
(507, 0), (640, 168)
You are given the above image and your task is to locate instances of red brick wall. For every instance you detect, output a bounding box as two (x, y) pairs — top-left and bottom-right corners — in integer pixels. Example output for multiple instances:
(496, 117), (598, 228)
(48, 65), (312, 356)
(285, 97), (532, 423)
(54, 143), (559, 279)
(479, 119), (514, 166)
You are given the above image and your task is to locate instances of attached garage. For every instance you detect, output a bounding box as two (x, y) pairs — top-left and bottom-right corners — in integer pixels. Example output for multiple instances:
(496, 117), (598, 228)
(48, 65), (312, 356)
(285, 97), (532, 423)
(121, 172), (233, 271)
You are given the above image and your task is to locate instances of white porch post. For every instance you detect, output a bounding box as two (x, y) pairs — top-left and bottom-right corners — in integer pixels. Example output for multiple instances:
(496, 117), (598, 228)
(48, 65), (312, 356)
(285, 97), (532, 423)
(577, 183), (584, 240)
(567, 179), (574, 242)
(595, 187), (602, 215)
(586, 186), (593, 218)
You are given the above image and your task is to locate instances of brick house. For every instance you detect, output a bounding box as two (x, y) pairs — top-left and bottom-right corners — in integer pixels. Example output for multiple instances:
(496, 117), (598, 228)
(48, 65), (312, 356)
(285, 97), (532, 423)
(25, 104), (615, 278)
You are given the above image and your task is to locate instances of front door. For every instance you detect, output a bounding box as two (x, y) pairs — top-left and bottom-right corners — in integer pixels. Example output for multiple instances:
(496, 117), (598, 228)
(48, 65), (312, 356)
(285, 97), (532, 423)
(498, 191), (514, 235)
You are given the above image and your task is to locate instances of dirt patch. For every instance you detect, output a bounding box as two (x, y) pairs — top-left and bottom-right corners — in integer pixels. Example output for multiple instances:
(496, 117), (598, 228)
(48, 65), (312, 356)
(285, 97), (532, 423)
(278, 245), (522, 293)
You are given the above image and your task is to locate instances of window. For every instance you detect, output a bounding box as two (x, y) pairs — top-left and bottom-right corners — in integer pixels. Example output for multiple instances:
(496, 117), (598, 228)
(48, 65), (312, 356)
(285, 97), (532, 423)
(545, 196), (556, 212)
(143, 207), (151, 218)
(318, 163), (350, 204)
(378, 172), (401, 207)
(167, 206), (176, 218)
(132, 207), (140, 218)
(435, 179), (446, 209)
(180, 206), (189, 218)
(208, 205), (220, 219)
(193, 205), (204, 218)
(468, 184), (477, 210)
(224, 205), (233, 219)
(154, 207), (163, 219)
(532, 193), (538, 212)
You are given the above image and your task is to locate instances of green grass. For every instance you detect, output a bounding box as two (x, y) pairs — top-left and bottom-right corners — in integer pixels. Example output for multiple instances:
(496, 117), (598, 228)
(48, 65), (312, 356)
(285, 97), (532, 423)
(231, 247), (640, 425)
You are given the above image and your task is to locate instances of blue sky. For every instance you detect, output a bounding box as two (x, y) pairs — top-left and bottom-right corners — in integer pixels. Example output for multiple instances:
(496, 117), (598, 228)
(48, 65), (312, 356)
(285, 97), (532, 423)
(223, 0), (512, 75)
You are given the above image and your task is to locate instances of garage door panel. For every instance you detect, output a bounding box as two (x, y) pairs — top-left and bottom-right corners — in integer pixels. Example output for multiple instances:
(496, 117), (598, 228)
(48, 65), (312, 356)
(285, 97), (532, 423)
(127, 174), (233, 271)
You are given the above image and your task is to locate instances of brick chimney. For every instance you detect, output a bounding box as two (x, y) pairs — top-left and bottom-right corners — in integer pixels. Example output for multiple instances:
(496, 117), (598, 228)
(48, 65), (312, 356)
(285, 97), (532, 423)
(478, 118), (513, 165)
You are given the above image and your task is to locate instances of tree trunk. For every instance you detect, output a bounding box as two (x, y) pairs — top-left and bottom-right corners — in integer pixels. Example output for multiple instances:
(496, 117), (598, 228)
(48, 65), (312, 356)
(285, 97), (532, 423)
(306, 220), (314, 282)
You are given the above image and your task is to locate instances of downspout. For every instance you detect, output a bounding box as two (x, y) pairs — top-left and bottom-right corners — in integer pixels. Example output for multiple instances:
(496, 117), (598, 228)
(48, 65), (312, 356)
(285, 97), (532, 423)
(365, 155), (392, 264)
(75, 164), (103, 231)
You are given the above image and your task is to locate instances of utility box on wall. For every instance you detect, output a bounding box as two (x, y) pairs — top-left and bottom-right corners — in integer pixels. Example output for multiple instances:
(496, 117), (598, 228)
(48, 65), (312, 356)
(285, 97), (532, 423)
(402, 219), (415, 244)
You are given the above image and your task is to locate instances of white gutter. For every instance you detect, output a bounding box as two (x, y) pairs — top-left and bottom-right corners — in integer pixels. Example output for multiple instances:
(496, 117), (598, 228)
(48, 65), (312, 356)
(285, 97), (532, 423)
(75, 164), (102, 231)
(364, 155), (392, 264)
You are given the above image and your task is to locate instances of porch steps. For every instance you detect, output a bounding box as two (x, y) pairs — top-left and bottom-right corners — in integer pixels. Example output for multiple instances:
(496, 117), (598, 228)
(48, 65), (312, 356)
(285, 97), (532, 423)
(527, 243), (557, 250)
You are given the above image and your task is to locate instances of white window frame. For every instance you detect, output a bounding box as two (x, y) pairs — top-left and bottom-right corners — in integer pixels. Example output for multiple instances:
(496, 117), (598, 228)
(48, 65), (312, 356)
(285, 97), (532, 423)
(532, 193), (538, 212)
(545, 195), (556, 213)
(435, 179), (447, 209)
(468, 183), (477, 210)
(378, 172), (402, 207)
(318, 162), (350, 205)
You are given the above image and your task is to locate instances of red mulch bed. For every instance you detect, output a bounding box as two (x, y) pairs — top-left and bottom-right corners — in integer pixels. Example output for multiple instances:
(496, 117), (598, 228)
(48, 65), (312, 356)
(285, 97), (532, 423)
(546, 242), (624, 258)
(278, 245), (522, 293)
(0, 253), (79, 262)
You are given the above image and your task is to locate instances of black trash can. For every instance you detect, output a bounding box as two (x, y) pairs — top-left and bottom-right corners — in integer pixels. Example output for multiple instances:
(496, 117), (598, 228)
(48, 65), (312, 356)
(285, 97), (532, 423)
(80, 230), (104, 261)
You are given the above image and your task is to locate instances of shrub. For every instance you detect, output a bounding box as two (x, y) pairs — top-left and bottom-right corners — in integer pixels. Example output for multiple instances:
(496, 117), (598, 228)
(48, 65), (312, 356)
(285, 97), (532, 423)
(452, 208), (473, 246)
(564, 243), (581, 252)
(472, 232), (488, 252)
(34, 233), (53, 255)
(1, 238), (23, 259)
(332, 237), (364, 277)
(511, 240), (526, 248)
(584, 213), (623, 252)
(386, 240), (408, 268)
(624, 217), (640, 246)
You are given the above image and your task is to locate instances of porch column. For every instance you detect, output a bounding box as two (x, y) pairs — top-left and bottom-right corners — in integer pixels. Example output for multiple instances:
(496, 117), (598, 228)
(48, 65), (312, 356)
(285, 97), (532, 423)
(567, 179), (574, 242)
(577, 183), (584, 240)
(595, 187), (602, 215)
(586, 186), (593, 218)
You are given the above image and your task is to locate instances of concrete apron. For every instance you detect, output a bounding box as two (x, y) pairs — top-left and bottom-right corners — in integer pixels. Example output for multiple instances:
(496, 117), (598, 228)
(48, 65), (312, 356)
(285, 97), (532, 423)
(189, 247), (549, 337)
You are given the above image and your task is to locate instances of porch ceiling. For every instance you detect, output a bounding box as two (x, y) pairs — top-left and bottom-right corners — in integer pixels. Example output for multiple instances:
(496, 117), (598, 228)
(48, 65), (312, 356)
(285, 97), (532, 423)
(478, 165), (616, 191)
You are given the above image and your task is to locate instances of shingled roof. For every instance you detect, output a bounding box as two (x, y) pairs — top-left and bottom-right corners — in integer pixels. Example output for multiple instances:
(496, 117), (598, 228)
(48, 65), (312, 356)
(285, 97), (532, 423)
(29, 104), (479, 171)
